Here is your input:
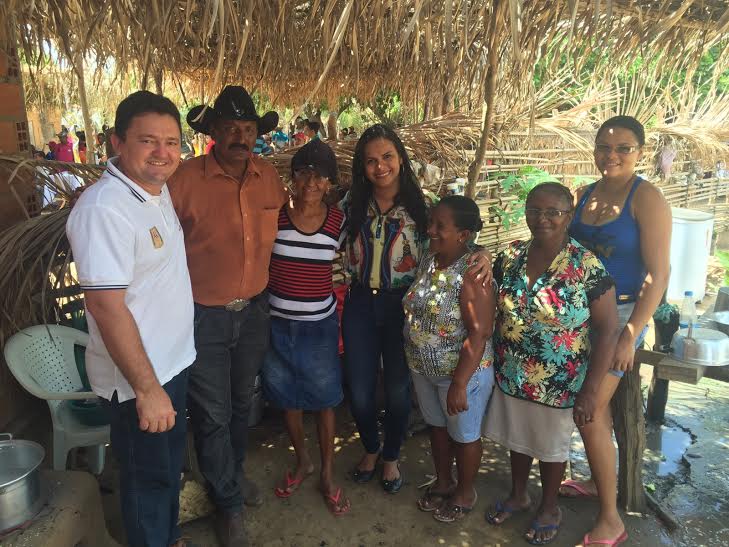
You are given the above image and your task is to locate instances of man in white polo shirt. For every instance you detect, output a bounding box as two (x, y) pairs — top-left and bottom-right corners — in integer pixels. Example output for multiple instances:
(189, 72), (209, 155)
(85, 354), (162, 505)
(66, 91), (196, 547)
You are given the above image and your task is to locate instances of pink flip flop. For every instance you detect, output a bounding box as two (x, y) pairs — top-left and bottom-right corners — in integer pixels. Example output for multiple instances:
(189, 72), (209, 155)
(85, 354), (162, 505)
(559, 479), (597, 498)
(583, 530), (628, 546)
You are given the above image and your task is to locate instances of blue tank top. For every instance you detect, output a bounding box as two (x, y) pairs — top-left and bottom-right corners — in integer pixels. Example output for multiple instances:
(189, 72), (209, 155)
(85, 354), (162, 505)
(569, 177), (645, 303)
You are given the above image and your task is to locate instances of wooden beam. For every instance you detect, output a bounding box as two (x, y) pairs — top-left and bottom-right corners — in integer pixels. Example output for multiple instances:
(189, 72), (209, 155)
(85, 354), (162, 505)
(465, 0), (501, 198)
(611, 360), (646, 512)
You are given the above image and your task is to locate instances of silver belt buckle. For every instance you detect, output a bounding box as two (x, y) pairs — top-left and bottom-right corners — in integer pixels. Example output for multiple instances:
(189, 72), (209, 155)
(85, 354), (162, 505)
(224, 298), (249, 312)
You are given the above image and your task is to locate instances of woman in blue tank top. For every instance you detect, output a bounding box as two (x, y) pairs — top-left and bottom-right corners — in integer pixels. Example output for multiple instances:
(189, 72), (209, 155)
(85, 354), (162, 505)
(565, 116), (672, 546)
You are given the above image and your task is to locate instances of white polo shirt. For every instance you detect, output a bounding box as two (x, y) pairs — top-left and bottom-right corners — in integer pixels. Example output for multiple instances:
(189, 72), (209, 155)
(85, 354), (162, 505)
(66, 158), (196, 402)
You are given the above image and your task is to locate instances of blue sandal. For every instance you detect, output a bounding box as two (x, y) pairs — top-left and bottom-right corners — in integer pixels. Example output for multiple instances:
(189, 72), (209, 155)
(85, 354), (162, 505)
(525, 520), (561, 545)
(485, 500), (528, 525)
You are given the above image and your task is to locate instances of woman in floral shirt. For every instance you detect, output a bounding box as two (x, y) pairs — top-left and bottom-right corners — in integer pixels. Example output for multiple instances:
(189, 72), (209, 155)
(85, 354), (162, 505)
(403, 196), (495, 522)
(483, 183), (618, 545)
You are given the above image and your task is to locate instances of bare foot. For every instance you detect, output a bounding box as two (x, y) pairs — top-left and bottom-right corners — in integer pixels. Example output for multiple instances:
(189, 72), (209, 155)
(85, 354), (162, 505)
(320, 477), (350, 515)
(382, 460), (400, 482)
(274, 461), (315, 497)
(582, 513), (625, 546)
(524, 506), (562, 545)
(356, 451), (380, 473)
(559, 478), (597, 498)
(486, 494), (531, 525)
(449, 485), (477, 509)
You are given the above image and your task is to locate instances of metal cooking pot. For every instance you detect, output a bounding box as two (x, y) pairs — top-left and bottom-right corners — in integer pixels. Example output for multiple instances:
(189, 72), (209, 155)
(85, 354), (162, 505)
(0, 433), (45, 533)
(671, 327), (729, 366)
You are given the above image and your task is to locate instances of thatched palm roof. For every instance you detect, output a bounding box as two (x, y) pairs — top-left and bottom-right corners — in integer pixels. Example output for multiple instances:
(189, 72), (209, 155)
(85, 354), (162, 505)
(2, 1), (728, 108)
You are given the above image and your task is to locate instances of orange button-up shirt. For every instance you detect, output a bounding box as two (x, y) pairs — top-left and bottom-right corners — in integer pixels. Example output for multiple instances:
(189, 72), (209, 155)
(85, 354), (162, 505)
(168, 152), (287, 305)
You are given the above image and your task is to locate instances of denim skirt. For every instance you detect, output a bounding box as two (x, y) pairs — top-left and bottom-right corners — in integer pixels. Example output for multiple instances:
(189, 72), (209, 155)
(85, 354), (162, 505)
(262, 312), (343, 410)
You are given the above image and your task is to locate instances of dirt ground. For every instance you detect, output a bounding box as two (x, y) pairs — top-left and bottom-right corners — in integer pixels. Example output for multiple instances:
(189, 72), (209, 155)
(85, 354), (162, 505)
(95, 406), (670, 547)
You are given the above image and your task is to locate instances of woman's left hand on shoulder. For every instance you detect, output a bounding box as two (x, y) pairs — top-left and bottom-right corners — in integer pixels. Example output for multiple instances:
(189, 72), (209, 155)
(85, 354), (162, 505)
(466, 249), (493, 287)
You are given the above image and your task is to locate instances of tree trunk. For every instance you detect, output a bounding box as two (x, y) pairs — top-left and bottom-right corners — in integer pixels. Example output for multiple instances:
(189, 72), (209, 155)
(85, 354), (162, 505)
(442, 0), (455, 114)
(465, 1), (501, 199)
(154, 68), (164, 95)
(74, 53), (96, 164)
(611, 361), (647, 512)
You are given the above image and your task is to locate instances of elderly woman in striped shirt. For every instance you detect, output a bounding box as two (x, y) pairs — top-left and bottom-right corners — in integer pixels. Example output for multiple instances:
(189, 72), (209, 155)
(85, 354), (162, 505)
(262, 140), (350, 515)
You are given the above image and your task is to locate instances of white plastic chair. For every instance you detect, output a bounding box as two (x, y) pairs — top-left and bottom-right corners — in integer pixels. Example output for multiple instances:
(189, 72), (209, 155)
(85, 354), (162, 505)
(3, 324), (109, 474)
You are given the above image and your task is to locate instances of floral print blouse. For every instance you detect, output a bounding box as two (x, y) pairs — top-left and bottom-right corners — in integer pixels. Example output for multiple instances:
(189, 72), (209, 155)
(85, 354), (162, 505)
(403, 254), (494, 376)
(342, 196), (428, 290)
(493, 239), (614, 408)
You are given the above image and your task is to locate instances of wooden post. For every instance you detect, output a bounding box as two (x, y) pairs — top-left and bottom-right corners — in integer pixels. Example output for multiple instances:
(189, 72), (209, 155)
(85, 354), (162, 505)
(73, 53), (96, 165)
(611, 360), (647, 512)
(646, 373), (669, 423)
(465, 0), (501, 199)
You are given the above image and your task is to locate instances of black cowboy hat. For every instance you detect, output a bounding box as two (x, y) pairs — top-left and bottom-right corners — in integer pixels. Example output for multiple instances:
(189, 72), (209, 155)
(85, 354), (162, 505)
(187, 85), (278, 136)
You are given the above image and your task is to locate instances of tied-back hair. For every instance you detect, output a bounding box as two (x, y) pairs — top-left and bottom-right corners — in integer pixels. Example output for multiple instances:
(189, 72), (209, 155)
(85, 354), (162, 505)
(596, 115), (645, 146)
(438, 195), (484, 233)
(526, 182), (574, 210)
(347, 124), (428, 242)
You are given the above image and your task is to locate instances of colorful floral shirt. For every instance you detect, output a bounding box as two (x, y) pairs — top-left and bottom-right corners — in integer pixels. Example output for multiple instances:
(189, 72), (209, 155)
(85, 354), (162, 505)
(403, 254), (493, 376)
(342, 196), (428, 290)
(493, 239), (614, 408)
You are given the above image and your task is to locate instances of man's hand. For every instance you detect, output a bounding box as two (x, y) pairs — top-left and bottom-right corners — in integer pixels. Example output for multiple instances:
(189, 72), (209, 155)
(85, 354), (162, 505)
(135, 384), (176, 433)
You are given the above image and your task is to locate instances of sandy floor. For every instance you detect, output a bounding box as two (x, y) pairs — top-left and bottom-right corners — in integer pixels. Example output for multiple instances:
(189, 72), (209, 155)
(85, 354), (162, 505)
(97, 406), (669, 547)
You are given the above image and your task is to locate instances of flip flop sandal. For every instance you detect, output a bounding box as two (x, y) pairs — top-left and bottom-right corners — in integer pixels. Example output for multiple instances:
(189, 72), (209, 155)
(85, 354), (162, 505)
(417, 486), (453, 512)
(559, 479), (596, 498)
(274, 470), (309, 498)
(583, 531), (628, 546)
(525, 521), (561, 545)
(433, 492), (477, 523)
(485, 500), (528, 525)
(323, 487), (351, 516)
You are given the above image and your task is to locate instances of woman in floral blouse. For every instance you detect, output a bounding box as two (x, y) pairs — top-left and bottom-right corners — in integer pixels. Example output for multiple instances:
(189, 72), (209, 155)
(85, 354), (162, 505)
(403, 196), (495, 522)
(342, 124), (490, 493)
(483, 183), (618, 545)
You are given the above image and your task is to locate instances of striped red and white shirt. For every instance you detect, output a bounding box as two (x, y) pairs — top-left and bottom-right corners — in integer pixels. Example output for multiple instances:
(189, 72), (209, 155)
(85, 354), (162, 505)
(268, 205), (346, 321)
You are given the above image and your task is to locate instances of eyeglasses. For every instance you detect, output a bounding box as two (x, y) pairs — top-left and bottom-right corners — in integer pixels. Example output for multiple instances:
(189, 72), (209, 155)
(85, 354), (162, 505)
(292, 167), (329, 182)
(594, 144), (640, 155)
(525, 208), (571, 219)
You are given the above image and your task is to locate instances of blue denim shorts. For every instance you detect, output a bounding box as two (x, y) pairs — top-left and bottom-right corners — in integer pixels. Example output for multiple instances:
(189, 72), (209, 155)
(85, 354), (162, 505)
(608, 302), (649, 378)
(411, 366), (495, 443)
(262, 312), (343, 410)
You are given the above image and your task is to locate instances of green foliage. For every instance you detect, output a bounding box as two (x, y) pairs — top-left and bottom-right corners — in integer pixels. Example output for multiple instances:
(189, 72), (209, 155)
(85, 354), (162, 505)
(715, 250), (729, 286)
(490, 167), (560, 229)
(653, 303), (679, 324)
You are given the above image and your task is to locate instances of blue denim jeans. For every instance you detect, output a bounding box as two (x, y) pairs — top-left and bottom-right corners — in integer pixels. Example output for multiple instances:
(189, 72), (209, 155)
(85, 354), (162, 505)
(105, 368), (189, 547)
(187, 295), (270, 513)
(342, 285), (411, 461)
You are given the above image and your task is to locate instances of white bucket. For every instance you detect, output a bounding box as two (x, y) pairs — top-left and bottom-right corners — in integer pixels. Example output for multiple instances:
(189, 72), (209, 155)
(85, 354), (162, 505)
(667, 207), (714, 301)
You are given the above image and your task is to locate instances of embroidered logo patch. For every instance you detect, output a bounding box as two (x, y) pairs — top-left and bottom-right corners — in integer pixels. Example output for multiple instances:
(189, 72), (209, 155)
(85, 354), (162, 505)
(149, 226), (164, 249)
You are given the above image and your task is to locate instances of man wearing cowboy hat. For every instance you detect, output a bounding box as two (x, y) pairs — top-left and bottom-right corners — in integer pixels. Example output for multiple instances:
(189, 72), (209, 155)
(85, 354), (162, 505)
(168, 86), (286, 547)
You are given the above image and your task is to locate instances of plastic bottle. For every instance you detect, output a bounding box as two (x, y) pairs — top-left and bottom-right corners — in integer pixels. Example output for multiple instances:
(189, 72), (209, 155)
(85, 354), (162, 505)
(679, 290), (698, 334)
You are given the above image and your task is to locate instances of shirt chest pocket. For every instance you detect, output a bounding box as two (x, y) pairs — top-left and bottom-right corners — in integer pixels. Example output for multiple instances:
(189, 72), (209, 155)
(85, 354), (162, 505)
(258, 208), (280, 250)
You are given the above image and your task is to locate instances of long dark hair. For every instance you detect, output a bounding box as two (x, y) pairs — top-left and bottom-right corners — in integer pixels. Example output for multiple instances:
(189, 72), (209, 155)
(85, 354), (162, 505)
(347, 124), (428, 242)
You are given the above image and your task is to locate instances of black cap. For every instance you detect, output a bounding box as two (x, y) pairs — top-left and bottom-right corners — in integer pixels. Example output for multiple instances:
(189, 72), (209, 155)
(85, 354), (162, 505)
(291, 140), (339, 184)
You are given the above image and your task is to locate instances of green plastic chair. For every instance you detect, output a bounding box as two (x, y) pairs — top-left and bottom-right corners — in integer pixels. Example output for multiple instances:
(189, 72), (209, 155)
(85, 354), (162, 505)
(3, 324), (109, 474)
